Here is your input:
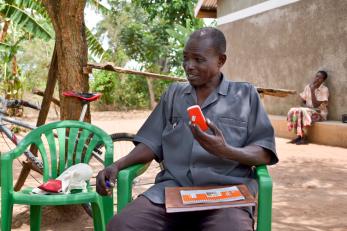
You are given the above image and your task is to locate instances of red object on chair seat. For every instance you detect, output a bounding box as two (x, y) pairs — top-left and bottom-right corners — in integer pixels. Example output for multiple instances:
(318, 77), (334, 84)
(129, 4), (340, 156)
(63, 91), (101, 102)
(38, 179), (62, 193)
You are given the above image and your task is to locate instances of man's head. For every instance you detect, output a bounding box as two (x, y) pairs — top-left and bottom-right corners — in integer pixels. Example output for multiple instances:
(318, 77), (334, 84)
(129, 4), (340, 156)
(183, 27), (227, 87)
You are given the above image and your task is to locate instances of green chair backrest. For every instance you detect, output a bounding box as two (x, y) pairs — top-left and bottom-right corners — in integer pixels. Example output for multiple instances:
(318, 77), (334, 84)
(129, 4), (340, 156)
(2, 120), (113, 185)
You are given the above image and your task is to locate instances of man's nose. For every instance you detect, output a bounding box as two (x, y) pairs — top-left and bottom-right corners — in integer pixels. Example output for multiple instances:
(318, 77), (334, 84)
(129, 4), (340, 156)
(186, 60), (195, 71)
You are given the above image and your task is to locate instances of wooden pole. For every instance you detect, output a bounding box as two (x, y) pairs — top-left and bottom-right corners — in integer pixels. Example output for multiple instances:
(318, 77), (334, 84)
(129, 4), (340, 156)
(14, 44), (58, 191)
(33, 44), (58, 126)
(86, 63), (296, 97)
(86, 62), (187, 82)
(256, 87), (296, 97)
(32, 89), (60, 107)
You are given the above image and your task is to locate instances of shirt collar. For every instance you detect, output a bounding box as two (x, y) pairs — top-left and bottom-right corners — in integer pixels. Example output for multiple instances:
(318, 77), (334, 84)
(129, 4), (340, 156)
(183, 73), (229, 96)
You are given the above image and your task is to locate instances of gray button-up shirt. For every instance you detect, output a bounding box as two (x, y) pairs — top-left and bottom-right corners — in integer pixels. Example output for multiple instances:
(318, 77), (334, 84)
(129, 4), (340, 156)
(134, 75), (278, 204)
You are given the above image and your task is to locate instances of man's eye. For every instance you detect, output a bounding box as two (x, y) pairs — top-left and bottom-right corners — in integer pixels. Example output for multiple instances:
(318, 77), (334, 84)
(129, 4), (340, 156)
(196, 58), (205, 63)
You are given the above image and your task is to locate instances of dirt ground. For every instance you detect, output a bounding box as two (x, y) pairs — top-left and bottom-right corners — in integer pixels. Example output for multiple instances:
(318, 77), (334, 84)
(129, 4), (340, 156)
(2, 110), (347, 231)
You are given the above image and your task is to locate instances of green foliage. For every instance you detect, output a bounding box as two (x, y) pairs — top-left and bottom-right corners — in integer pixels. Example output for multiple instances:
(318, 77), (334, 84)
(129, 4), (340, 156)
(86, 27), (106, 58)
(153, 79), (171, 101)
(0, 63), (24, 100)
(0, 0), (53, 41)
(0, 0), (107, 102)
(113, 75), (149, 109)
(0, 35), (25, 61)
(116, 0), (203, 74)
(90, 70), (150, 110)
(86, 0), (110, 16)
(0, 34), (26, 100)
(16, 38), (54, 90)
(119, 22), (166, 67)
(132, 0), (200, 26)
(90, 70), (116, 105)
(1, 0), (206, 111)
(1, 0), (108, 57)
(0, 0), (51, 103)
(97, 0), (203, 74)
(89, 0), (203, 110)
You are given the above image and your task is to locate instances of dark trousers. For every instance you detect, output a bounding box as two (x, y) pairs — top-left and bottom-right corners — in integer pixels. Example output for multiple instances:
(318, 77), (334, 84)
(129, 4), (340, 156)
(107, 196), (254, 231)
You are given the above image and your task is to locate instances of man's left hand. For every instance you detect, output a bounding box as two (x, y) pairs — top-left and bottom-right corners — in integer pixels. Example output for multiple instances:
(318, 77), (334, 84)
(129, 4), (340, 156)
(189, 119), (227, 157)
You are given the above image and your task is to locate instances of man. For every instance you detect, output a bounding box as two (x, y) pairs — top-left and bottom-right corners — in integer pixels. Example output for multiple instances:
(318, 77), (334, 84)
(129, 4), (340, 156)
(96, 27), (278, 231)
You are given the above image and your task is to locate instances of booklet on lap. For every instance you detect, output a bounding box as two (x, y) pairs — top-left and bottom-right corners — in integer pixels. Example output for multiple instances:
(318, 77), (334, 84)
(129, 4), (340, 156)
(165, 185), (256, 213)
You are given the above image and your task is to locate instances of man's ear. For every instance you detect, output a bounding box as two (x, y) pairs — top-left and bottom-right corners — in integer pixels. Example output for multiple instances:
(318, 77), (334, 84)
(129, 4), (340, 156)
(218, 54), (227, 67)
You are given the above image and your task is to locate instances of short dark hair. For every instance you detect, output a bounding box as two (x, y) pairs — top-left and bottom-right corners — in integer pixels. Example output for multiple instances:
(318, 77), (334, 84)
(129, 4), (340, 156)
(318, 70), (328, 80)
(188, 27), (226, 54)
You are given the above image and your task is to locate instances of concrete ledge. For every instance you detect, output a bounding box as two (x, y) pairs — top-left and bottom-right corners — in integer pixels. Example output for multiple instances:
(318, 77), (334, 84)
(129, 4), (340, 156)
(269, 115), (347, 148)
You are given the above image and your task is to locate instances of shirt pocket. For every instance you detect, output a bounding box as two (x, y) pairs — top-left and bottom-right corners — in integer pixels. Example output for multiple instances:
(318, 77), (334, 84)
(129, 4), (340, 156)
(162, 118), (192, 163)
(162, 117), (186, 145)
(217, 117), (247, 147)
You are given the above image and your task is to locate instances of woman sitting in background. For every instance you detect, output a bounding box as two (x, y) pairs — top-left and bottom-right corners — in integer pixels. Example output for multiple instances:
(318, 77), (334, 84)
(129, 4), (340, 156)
(287, 70), (329, 144)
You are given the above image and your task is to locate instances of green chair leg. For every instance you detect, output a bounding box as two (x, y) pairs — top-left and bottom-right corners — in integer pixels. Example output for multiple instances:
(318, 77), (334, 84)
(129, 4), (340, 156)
(92, 202), (106, 231)
(101, 196), (114, 226)
(256, 165), (273, 231)
(1, 200), (13, 231)
(30, 205), (42, 231)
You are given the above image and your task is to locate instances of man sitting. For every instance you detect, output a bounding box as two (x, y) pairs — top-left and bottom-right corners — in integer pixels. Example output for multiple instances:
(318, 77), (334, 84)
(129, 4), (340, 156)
(96, 27), (278, 231)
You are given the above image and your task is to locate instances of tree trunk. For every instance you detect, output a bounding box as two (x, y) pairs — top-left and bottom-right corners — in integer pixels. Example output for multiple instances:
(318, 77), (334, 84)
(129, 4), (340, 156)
(42, 0), (90, 121)
(146, 78), (156, 109)
(39, 0), (90, 217)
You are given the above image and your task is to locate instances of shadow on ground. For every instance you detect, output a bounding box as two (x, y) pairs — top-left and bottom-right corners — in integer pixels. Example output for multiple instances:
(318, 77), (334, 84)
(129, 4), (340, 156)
(270, 157), (347, 231)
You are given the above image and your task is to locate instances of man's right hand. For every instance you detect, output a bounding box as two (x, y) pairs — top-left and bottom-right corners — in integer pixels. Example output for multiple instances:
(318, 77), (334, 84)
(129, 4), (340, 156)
(96, 143), (156, 196)
(96, 163), (119, 196)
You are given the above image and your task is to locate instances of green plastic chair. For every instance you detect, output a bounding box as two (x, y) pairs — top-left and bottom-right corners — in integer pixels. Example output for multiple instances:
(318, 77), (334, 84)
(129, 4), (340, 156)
(117, 164), (273, 231)
(1, 120), (114, 231)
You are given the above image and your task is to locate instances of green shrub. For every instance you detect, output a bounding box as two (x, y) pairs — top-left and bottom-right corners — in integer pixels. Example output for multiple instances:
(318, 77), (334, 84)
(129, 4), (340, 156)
(91, 70), (174, 111)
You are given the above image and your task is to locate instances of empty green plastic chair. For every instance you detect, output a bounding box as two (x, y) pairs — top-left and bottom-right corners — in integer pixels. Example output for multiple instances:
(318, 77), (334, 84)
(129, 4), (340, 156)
(116, 164), (273, 231)
(1, 120), (114, 231)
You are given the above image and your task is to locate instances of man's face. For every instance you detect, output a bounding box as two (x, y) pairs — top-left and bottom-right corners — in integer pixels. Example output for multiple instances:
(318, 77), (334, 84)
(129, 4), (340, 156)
(183, 37), (225, 87)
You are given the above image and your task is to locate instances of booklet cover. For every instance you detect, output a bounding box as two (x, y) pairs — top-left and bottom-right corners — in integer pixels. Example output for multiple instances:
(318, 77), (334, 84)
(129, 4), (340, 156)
(165, 185), (256, 213)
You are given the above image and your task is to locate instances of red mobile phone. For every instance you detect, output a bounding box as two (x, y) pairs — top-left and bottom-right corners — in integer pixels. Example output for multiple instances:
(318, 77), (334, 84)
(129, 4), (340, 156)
(187, 105), (208, 131)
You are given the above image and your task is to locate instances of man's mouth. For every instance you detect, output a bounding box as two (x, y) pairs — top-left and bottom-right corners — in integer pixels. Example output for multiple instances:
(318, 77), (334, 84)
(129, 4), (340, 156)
(187, 74), (199, 80)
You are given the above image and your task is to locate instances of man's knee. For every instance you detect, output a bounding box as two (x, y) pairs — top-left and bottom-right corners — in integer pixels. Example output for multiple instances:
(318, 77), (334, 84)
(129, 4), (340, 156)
(106, 213), (132, 231)
(201, 207), (254, 231)
(106, 196), (167, 231)
(106, 214), (120, 231)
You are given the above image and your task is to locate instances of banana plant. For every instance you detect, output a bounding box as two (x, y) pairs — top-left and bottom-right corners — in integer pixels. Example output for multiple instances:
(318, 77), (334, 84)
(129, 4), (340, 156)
(0, 36), (25, 83)
(0, 0), (108, 59)
(0, 36), (25, 115)
(0, 0), (52, 40)
(0, 0), (108, 117)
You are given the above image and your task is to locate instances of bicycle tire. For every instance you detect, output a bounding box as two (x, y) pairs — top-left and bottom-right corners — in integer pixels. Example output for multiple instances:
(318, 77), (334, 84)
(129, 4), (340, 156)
(82, 132), (136, 218)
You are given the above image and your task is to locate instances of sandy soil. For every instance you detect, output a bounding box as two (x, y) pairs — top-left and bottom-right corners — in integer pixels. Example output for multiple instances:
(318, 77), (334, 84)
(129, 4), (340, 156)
(2, 110), (347, 231)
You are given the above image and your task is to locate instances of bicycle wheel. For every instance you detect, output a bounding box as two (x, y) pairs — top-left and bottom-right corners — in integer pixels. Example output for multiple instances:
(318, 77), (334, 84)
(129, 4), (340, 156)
(109, 133), (136, 160)
(83, 133), (136, 217)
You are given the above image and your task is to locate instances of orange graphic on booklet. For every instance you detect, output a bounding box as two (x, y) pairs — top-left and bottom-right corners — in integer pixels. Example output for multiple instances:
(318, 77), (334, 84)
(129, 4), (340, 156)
(180, 186), (244, 204)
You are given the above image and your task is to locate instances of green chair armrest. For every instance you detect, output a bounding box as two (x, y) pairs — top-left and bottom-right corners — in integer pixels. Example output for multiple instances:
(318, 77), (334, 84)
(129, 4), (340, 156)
(255, 165), (273, 231)
(117, 163), (151, 213)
